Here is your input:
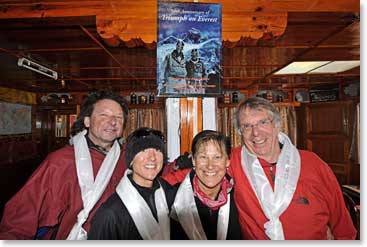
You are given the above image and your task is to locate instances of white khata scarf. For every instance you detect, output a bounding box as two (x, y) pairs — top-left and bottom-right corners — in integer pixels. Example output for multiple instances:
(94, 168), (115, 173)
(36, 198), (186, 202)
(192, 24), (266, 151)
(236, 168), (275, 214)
(241, 132), (300, 240)
(171, 172), (230, 240)
(116, 169), (170, 240)
(67, 129), (121, 240)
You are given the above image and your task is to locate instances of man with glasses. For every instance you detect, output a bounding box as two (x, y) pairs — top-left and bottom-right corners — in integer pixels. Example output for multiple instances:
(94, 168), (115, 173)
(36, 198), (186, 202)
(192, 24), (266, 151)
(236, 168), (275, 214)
(229, 97), (356, 240)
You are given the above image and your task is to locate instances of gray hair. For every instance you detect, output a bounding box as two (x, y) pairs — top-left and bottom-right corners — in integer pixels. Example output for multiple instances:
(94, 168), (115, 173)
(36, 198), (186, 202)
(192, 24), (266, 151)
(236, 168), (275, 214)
(235, 97), (281, 133)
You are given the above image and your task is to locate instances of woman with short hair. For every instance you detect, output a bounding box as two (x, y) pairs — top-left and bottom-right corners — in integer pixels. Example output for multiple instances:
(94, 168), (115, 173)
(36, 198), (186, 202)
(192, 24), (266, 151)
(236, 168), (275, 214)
(170, 130), (242, 240)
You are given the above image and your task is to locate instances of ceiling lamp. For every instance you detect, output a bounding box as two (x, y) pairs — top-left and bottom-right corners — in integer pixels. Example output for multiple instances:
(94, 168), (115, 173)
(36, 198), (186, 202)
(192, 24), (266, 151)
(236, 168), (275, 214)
(308, 61), (360, 74)
(274, 61), (360, 75)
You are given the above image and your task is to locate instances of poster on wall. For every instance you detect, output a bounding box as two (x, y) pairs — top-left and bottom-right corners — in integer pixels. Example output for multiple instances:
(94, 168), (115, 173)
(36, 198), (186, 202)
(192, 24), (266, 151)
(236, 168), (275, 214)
(0, 101), (31, 135)
(157, 1), (222, 97)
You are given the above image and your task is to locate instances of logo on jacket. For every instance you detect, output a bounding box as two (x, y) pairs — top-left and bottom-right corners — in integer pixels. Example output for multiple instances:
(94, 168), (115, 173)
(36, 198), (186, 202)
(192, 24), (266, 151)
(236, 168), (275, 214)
(292, 196), (310, 205)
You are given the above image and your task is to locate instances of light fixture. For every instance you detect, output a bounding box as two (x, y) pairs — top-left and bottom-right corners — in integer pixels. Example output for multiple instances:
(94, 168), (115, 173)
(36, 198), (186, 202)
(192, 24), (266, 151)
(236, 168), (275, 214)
(274, 61), (360, 75)
(308, 61), (360, 74)
(17, 57), (58, 80)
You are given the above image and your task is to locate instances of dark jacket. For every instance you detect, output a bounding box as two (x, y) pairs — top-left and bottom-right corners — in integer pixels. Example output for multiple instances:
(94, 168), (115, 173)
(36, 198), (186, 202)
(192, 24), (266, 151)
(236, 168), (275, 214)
(88, 175), (176, 240)
(171, 170), (242, 240)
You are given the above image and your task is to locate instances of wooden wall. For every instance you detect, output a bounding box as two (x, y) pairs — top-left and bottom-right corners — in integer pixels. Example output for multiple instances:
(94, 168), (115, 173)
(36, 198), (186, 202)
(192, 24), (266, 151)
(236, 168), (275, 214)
(0, 87), (41, 218)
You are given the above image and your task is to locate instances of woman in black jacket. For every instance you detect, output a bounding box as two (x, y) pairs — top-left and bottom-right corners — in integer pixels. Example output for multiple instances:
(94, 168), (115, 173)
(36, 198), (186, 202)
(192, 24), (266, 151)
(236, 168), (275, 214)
(170, 130), (242, 240)
(88, 127), (176, 240)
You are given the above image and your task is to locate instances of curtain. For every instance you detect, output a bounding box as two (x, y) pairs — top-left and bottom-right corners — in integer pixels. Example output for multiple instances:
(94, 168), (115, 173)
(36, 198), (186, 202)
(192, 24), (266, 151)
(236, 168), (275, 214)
(216, 106), (242, 148)
(122, 107), (166, 141)
(217, 105), (298, 149)
(276, 106), (297, 145)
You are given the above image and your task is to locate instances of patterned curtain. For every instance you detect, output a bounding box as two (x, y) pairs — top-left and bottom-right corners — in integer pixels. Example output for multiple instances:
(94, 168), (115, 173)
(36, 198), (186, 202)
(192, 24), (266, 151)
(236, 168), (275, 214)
(217, 105), (298, 149)
(216, 106), (242, 148)
(276, 106), (297, 145)
(122, 107), (166, 141)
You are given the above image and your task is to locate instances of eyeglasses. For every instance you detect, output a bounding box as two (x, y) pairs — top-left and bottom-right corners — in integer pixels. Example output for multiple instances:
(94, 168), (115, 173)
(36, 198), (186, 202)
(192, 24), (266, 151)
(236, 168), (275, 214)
(132, 128), (166, 143)
(239, 119), (274, 133)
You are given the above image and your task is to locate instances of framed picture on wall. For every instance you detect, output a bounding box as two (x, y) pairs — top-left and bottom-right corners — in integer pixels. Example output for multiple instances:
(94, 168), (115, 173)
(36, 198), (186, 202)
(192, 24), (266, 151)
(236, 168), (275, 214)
(0, 101), (31, 135)
(295, 90), (310, 103)
(157, 1), (222, 97)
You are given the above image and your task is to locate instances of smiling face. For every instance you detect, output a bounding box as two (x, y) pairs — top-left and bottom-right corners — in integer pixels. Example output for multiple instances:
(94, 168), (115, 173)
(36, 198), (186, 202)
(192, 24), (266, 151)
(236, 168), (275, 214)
(238, 107), (281, 162)
(84, 99), (124, 149)
(193, 140), (229, 199)
(131, 148), (164, 187)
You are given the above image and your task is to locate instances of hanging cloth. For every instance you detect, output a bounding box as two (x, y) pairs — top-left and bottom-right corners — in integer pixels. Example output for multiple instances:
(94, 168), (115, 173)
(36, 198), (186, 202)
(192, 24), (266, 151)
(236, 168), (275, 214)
(67, 130), (121, 240)
(240, 132), (300, 240)
(116, 169), (170, 240)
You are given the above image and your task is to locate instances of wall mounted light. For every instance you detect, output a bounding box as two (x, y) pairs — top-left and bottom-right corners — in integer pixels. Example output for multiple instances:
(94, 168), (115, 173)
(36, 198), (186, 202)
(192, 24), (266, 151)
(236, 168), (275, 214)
(17, 57), (58, 80)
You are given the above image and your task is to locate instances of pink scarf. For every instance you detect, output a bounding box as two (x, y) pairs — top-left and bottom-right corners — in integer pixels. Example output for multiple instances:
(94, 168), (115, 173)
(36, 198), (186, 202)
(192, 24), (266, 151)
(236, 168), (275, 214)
(193, 175), (232, 211)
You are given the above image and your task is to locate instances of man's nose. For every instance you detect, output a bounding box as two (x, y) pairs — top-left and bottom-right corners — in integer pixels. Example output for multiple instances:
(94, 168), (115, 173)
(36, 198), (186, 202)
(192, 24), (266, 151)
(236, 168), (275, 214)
(107, 116), (117, 125)
(251, 124), (260, 136)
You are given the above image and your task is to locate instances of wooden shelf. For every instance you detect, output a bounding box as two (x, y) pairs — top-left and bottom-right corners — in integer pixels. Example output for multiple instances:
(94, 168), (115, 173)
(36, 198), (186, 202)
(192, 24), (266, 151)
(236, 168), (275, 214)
(218, 101), (301, 108)
(273, 102), (301, 107)
(128, 102), (164, 109)
(36, 103), (77, 110)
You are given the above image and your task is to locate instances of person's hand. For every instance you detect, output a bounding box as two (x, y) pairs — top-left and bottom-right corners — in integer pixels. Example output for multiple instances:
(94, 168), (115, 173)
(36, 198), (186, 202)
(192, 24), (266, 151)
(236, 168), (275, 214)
(174, 152), (193, 170)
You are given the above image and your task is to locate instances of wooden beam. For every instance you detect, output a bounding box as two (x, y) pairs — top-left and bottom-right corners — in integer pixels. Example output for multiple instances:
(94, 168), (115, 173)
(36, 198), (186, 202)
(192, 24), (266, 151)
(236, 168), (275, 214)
(0, 0), (359, 42)
(0, 1), (359, 19)
(79, 24), (138, 80)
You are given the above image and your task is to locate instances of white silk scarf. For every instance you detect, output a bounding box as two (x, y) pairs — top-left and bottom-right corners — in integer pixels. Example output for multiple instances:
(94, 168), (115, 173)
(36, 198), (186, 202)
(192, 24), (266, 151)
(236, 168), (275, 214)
(241, 132), (300, 240)
(171, 172), (230, 240)
(67, 130), (121, 240)
(116, 169), (170, 240)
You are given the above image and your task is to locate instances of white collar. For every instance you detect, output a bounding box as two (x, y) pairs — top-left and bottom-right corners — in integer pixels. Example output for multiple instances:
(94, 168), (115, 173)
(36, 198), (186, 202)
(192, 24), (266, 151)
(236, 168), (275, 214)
(67, 130), (121, 240)
(241, 132), (300, 240)
(116, 169), (170, 240)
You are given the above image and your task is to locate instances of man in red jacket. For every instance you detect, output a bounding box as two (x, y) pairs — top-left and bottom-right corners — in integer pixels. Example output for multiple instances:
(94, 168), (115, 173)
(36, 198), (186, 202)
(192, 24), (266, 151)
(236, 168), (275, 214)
(0, 90), (129, 240)
(229, 96), (356, 240)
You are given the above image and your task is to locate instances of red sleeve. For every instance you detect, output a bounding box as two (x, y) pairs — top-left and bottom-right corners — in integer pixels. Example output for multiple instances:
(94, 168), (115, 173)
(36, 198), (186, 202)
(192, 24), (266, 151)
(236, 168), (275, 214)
(161, 168), (191, 186)
(161, 160), (176, 176)
(325, 173), (357, 239)
(0, 154), (65, 239)
(306, 152), (357, 239)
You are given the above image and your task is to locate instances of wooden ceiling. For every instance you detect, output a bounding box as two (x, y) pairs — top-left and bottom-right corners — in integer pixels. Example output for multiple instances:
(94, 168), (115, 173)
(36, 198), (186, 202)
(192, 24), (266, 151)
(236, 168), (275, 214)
(0, 0), (360, 94)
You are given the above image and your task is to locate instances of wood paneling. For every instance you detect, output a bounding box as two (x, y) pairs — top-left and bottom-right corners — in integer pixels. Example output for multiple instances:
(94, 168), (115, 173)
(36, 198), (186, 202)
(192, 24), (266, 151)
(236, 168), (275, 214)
(299, 100), (358, 184)
(306, 103), (349, 135)
(178, 98), (205, 155)
(306, 137), (348, 163)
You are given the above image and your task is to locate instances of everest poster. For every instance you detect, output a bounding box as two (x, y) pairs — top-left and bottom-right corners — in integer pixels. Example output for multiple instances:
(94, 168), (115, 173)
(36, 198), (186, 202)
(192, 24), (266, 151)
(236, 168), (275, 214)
(157, 1), (222, 97)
